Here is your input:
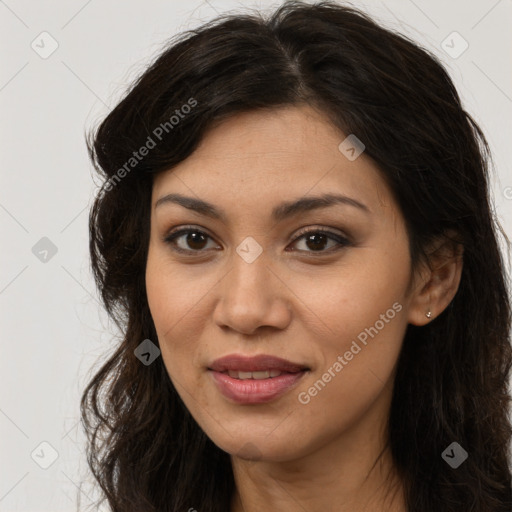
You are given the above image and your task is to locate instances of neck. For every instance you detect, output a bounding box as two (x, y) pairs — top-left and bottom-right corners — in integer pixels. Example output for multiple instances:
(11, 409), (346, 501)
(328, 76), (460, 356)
(231, 447), (405, 512)
(229, 414), (405, 512)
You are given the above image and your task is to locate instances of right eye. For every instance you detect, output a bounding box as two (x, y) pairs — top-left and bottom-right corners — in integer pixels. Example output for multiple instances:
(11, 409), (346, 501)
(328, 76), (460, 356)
(163, 226), (221, 255)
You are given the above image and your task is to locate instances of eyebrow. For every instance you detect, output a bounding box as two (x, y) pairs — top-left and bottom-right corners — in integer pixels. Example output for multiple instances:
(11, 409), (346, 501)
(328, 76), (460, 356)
(154, 192), (370, 221)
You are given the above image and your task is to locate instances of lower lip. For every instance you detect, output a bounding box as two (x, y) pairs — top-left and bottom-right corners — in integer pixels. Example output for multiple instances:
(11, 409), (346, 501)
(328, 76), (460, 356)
(209, 370), (307, 404)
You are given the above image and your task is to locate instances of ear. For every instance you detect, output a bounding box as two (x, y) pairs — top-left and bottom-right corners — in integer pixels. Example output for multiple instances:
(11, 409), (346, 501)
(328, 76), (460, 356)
(407, 231), (464, 326)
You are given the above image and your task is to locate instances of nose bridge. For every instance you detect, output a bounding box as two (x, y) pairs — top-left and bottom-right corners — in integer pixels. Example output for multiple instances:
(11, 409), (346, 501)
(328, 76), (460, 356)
(213, 244), (291, 333)
(225, 248), (273, 311)
(227, 233), (271, 296)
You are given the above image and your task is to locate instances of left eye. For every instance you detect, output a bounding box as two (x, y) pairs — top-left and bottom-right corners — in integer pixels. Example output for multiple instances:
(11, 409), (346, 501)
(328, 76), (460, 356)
(164, 227), (350, 255)
(289, 229), (350, 253)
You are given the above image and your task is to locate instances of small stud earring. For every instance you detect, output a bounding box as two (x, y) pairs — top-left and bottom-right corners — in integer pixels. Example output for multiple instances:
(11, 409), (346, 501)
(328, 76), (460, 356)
(426, 310), (432, 319)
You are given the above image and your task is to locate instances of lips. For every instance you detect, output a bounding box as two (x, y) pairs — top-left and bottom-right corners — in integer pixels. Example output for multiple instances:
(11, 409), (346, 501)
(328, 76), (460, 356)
(208, 354), (310, 404)
(208, 354), (309, 373)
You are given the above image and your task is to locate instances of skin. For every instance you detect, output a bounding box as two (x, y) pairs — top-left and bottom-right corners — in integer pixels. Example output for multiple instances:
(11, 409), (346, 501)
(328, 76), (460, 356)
(145, 104), (463, 512)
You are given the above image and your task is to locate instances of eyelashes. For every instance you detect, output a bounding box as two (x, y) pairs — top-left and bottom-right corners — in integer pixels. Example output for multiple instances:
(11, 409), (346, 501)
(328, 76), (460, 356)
(163, 225), (352, 256)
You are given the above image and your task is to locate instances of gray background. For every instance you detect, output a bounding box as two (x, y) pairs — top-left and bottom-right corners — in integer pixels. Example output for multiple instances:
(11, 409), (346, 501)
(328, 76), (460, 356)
(1, 0), (511, 510)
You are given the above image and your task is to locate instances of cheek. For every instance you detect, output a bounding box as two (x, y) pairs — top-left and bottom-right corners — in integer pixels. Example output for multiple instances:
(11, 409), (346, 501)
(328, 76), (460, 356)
(146, 251), (195, 374)
(145, 248), (221, 392)
(294, 243), (410, 403)
(294, 279), (407, 437)
(300, 249), (409, 346)
(146, 243), (199, 328)
(300, 280), (407, 388)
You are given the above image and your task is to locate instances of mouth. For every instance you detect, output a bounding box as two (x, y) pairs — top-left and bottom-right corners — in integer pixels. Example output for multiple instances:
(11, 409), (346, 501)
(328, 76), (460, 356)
(208, 354), (310, 404)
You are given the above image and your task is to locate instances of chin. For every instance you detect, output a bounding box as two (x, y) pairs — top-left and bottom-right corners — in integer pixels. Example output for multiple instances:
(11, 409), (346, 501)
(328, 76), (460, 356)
(203, 424), (311, 463)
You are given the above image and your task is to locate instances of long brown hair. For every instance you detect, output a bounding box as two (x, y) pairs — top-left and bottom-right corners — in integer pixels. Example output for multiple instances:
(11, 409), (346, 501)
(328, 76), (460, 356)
(81, 2), (512, 510)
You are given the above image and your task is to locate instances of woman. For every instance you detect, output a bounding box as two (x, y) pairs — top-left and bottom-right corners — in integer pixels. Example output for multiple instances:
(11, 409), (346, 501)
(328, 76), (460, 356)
(81, 1), (512, 511)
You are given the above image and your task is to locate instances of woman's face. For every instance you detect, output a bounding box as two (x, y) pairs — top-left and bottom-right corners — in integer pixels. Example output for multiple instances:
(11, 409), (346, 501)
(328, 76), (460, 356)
(146, 105), (424, 462)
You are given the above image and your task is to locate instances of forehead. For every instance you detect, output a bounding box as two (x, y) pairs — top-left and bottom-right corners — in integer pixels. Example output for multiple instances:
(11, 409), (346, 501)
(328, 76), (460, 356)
(151, 105), (394, 216)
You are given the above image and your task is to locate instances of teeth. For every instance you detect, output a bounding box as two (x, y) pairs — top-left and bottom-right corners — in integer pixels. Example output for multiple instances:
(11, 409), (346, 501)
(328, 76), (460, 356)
(251, 370), (270, 379)
(227, 370), (284, 380)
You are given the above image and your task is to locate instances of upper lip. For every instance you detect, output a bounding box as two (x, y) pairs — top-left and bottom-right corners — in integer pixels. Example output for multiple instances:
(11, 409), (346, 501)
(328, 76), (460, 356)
(209, 354), (309, 373)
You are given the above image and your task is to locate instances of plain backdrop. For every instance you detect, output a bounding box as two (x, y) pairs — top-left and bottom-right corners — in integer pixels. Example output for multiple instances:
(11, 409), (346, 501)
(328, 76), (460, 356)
(1, 0), (511, 510)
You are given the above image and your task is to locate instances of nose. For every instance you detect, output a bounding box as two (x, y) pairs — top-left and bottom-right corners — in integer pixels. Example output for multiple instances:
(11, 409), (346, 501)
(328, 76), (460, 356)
(212, 251), (292, 336)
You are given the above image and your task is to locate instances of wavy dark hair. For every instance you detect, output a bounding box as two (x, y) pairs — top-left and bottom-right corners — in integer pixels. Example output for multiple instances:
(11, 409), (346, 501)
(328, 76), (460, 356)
(81, 1), (512, 510)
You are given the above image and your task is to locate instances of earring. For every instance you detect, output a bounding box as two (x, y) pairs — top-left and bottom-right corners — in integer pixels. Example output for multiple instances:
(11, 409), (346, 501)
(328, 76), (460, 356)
(426, 310), (432, 319)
